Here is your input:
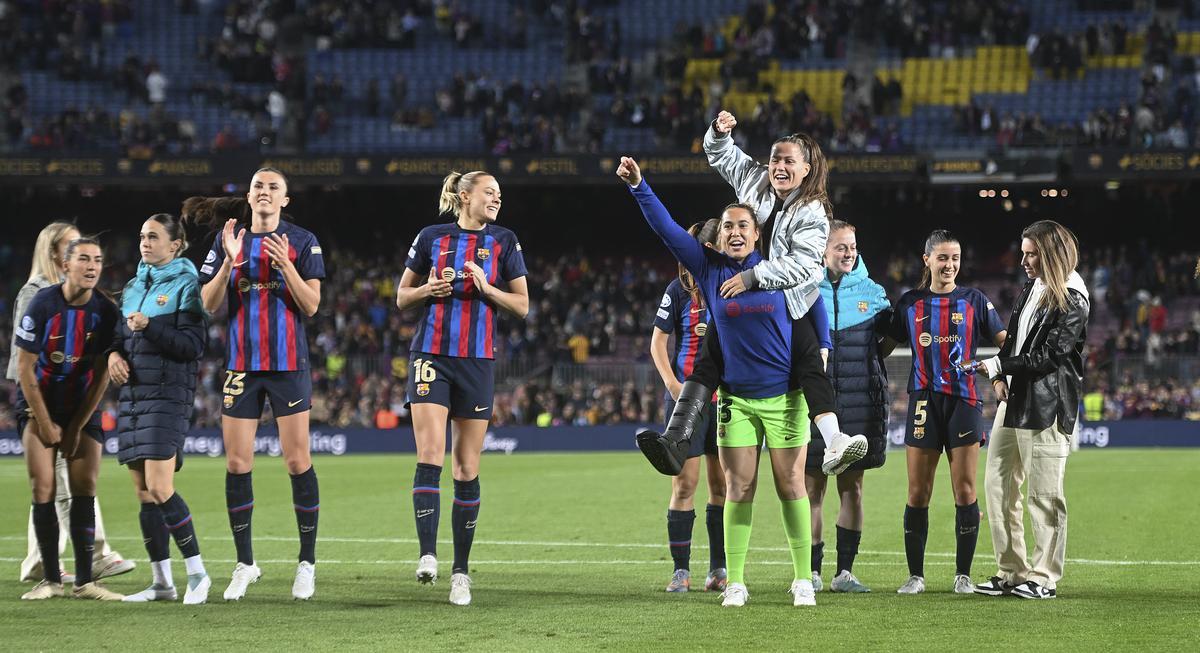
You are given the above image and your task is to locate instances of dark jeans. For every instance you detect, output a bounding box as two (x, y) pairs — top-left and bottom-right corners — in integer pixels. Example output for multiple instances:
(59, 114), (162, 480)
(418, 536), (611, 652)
(685, 310), (836, 416)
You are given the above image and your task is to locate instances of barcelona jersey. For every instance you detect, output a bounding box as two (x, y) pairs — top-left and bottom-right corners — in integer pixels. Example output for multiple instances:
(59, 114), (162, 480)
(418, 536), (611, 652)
(888, 286), (1005, 406)
(199, 220), (325, 371)
(12, 285), (119, 415)
(654, 279), (710, 383)
(405, 223), (527, 359)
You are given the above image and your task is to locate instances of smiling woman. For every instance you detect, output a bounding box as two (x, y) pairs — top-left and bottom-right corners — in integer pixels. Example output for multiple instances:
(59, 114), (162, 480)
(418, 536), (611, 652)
(619, 156), (817, 608)
(651, 109), (868, 502)
(186, 167), (327, 601)
(881, 229), (1008, 596)
(394, 168), (530, 607)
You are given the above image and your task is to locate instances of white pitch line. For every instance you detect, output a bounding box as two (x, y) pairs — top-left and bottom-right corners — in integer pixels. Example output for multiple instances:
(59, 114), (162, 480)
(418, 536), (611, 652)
(0, 535), (965, 557)
(0, 536), (1196, 566)
(1, 556), (1197, 567)
(0, 557), (1046, 567)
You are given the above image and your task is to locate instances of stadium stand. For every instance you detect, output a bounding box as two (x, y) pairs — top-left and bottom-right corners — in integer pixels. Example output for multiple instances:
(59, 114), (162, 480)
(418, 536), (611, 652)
(3, 0), (1198, 154)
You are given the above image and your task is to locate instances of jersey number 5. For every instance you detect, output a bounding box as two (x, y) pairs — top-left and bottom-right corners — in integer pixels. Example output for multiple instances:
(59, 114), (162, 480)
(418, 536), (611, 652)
(913, 400), (928, 426)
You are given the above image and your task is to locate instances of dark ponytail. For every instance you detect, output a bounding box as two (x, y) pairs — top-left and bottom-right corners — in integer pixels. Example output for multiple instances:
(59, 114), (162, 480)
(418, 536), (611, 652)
(919, 229), (959, 289)
(181, 196), (249, 230)
(680, 219), (720, 304)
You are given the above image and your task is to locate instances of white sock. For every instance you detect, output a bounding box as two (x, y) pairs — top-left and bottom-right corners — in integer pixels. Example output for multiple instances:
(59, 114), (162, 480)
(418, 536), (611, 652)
(184, 555), (206, 578)
(814, 413), (841, 449)
(152, 559), (174, 588)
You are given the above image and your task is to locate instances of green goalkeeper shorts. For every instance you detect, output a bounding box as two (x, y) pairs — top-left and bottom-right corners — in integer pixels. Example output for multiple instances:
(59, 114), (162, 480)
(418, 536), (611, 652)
(716, 388), (810, 449)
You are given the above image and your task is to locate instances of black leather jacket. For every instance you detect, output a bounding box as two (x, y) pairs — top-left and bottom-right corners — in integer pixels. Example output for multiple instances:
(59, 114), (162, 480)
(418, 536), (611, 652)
(996, 280), (1089, 434)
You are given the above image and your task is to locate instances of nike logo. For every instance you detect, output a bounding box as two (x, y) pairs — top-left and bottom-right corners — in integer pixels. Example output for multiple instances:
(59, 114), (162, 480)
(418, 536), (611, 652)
(959, 431), (972, 438)
(232, 524), (249, 533)
(416, 509), (435, 519)
(915, 315), (930, 322)
(689, 307), (703, 314)
(288, 399), (303, 408)
(474, 405), (489, 412)
(438, 250), (456, 256)
(300, 525), (316, 533)
(48, 335), (65, 340)
(465, 520), (477, 530)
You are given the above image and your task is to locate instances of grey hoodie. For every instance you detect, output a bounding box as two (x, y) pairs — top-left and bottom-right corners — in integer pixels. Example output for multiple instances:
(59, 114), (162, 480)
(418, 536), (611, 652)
(703, 123), (828, 320)
(6, 274), (55, 381)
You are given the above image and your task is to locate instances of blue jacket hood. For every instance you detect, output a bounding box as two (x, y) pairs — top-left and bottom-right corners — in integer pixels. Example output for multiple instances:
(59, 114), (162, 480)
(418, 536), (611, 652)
(819, 256), (890, 330)
(122, 258), (204, 318)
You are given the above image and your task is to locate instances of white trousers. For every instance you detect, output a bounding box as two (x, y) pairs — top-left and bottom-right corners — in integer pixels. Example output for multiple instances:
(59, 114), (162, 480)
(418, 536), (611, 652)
(984, 402), (1071, 589)
(21, 451), (115, 579)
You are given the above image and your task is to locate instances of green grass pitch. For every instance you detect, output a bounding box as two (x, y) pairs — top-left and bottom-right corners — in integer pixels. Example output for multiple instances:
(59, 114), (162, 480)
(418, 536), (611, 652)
(1, 449), (1197, 651)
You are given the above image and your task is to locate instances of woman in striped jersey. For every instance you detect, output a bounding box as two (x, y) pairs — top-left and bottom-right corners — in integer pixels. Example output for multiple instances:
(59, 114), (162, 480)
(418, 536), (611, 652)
(881, 230), (1007, 595)
(649, 219), (727, 594)
(190, 167), (326, 601)
(9, 221), (133, 587)
(396, 170), (529, 606)
(14, 237), (124, 601)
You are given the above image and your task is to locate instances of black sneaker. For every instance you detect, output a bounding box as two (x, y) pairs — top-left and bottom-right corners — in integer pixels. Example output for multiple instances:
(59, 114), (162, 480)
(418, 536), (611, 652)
(973, 576), (1016, 596)
(1011, 580), (1056, 599)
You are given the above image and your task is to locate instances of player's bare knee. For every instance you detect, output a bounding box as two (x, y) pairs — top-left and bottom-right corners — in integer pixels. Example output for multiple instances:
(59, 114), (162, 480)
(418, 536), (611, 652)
(907, 486), (932, 507)
(726, 478), (756, 502)
(774, 478), (807, 502)
(68, 476), (96, 497)
(147, 483), (174, 504)
(707, 482), (726, 504)
(671, 475), (698, 501)
(284, 455), (312, 475)
(226, 455), (253, 474)
(30, 481), (55, 504)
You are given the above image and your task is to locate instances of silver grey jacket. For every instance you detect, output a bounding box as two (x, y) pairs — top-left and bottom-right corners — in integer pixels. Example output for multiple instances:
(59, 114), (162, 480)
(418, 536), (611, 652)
(703, 123), (828, 320)
(6, 274), (55, 381)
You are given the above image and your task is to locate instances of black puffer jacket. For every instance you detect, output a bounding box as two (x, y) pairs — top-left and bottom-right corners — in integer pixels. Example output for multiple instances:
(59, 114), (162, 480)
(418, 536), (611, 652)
(808, 257), (892, 471)
(113, 259), (207, 465)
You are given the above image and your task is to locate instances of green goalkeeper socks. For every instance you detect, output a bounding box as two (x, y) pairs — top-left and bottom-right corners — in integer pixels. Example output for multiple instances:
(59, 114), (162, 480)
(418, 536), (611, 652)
(723, 500), (755, 584)
(780, 497), (813, 581)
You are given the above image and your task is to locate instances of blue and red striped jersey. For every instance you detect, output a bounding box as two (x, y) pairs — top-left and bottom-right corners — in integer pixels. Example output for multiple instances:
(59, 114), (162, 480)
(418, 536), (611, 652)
(654, 279), (709, 383)
(888, 286), (1005, 406)
(199, 220), (325, 371)
(13, 285), (118, 414)
(405, 223), (528, 359)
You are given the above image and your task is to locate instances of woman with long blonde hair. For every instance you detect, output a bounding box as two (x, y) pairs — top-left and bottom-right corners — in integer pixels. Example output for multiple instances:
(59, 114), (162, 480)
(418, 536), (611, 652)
(970, 220), (1089, 600)
(8, 222), (133, 588)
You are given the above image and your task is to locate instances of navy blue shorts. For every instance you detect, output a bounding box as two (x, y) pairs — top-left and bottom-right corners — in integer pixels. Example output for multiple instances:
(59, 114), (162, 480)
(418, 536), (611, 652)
(222, 370), (312, 419)
(406, 353), (495, 420)
(14, 390), (103, 445)
(904, 389), (984, 451)
(664, 394), (719, 458)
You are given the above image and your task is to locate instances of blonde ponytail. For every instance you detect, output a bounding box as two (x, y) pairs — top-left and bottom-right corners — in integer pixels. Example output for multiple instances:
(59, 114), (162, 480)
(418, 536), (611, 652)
(438, 170), (492, 217)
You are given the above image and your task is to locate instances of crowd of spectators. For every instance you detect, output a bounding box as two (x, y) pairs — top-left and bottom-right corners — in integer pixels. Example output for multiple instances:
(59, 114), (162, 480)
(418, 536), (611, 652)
(2, 228), (1198, 431)
(5, 0), (1198, 155)
(1084, 376), (1200, 420)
